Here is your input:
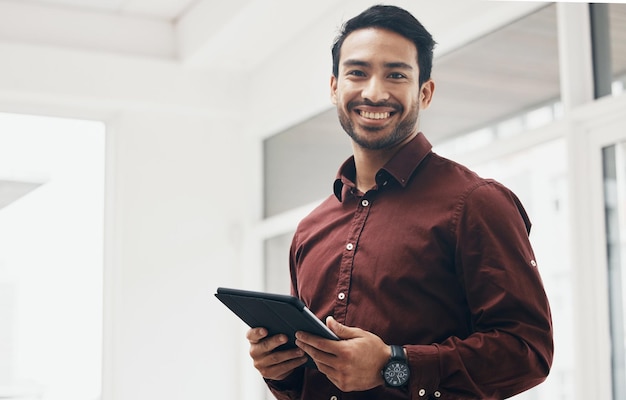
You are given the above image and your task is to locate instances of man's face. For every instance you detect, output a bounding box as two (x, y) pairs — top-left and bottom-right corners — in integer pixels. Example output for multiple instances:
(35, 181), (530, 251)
(331, 28), (433, 151)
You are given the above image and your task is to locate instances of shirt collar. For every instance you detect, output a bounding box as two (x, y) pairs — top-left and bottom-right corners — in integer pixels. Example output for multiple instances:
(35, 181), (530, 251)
(333, 132), (433, 201)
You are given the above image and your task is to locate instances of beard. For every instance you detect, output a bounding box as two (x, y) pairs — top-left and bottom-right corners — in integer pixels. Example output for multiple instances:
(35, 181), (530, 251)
(337, 100), (419, 150)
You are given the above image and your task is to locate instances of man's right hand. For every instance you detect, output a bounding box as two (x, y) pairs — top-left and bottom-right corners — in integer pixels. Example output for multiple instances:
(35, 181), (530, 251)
(246, 327), (309, 380)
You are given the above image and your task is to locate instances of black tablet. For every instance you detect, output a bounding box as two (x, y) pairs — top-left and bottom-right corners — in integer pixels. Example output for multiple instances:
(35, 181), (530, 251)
(215, 287), (339, 369)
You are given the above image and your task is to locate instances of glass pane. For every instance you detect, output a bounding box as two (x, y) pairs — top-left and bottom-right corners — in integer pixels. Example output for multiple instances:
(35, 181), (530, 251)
(0, 112), (104, 400)
(264, 231), (294, 294)
(263, 111), (352, 218)
(423, 4), (561, 146)
(468, 139), (573, 399)
(610, 4), (626, 96)
(603, 143), (626, 399)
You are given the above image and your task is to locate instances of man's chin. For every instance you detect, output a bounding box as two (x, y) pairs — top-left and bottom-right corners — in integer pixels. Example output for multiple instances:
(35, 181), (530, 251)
(350, 134), (397, 150)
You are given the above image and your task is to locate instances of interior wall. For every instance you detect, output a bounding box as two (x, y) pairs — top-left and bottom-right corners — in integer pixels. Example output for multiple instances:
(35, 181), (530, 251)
(104, 110), (243, 400)
(0, 39), (248, 399)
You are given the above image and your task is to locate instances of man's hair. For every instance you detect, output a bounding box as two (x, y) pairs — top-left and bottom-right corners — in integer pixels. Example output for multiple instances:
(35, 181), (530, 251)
(331, 4), (436, 86)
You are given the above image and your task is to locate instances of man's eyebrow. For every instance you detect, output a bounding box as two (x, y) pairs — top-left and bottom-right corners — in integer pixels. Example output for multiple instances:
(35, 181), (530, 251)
(342, 59), (413, 70)
(384, 62), (413, 70)
(342, 59), (371, 68)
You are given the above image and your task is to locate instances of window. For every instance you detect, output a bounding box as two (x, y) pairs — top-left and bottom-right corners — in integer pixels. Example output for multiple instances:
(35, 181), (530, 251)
(608, 4), (625, 96)
(424, 4), (560, 146)
(0, 112), (105, 400)
(590, 4), (626, 98)
(263, 111), (351, 218)
(603, 143), (626, 400)
(466, 139), (572, 399)
(264, 232), (294, 294)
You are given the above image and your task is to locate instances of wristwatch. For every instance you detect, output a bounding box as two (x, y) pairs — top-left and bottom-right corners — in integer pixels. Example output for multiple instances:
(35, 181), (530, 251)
(382, 345), (410, 387)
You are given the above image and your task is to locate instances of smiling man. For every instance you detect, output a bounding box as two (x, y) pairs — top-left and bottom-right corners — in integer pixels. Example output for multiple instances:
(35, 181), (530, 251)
(246, 5), (553, 399)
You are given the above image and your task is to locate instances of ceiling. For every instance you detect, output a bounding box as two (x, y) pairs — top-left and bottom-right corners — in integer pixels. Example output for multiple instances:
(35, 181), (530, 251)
(0, 1), (624, 210)
(0, 0), (555, 71)
(16, 0), (198, 21)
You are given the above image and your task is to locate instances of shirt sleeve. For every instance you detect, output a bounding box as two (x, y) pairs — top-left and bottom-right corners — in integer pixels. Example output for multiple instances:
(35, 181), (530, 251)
(405, 181), (554, 399)
(264, 370), (304, 400)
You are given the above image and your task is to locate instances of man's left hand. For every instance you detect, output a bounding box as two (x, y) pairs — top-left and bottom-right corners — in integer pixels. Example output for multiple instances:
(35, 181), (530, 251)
(295, 316), (391, 392)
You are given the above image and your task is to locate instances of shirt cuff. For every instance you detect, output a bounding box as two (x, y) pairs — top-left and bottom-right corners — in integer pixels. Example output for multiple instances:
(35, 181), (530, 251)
(405, 344), (442, 399)
(264, 369), (303, 400)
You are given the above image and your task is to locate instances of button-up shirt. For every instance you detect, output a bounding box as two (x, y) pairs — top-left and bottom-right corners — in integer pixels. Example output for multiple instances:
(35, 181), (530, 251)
(267, 133), (553, 399)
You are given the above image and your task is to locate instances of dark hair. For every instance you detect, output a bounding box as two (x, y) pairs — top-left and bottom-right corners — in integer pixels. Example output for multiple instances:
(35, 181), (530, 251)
(331, 4), (436, 86)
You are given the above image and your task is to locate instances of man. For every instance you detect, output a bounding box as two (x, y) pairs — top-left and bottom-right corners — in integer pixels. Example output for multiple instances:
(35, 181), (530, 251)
(247, 5), (553, 399)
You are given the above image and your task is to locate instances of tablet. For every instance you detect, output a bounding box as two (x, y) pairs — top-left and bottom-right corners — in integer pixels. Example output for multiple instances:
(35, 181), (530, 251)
(215, 287), (339, 369)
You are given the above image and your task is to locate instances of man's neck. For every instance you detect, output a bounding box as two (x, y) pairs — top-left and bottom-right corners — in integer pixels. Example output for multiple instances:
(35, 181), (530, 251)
(352, 134), (415, 193)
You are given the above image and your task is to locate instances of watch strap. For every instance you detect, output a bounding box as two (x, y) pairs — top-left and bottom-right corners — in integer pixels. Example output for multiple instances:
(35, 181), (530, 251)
(390, 345), (405, 361)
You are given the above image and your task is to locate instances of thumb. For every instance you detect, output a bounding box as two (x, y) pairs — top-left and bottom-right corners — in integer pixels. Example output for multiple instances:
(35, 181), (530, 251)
(326, 316), (361, 339)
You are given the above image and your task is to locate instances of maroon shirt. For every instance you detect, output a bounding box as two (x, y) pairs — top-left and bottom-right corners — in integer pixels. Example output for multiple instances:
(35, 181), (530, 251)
(267, 133), (553, 399)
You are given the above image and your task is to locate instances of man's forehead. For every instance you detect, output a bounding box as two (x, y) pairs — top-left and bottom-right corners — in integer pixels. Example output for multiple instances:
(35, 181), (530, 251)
(341, 28), (417, 61)
(339, 28), (419, 68)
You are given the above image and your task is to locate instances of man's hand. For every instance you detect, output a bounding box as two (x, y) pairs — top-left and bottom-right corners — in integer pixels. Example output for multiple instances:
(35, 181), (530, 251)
(295, 316), (391, 392)
(246, 328), (308, 381)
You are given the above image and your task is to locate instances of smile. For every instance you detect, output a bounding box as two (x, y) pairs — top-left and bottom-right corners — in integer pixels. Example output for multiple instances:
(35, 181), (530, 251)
(358, 110), (394, 120)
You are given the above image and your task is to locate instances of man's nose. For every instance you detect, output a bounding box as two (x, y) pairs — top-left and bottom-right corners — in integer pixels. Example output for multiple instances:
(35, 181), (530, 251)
(361, 77), (389, 103)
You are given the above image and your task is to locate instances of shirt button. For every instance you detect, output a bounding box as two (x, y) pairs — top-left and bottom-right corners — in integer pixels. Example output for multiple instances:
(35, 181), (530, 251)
(361, 199), (369, 207)
(530, 259), (537, 267)
(338, 292), (346, 300)
(346, 243), (354, 251)
(434, 391), (441, 398)
(418, 389), (426, 396)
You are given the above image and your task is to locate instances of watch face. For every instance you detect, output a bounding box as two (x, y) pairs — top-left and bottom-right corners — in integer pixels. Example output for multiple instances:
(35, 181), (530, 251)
(384, 361), (410, 387)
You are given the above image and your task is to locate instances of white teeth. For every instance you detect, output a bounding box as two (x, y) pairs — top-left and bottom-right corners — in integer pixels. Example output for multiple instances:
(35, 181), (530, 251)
(360, 111), (391, 120)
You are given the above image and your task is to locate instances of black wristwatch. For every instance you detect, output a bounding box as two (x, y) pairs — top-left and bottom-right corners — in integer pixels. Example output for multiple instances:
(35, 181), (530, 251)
(382, 345), (410, 387)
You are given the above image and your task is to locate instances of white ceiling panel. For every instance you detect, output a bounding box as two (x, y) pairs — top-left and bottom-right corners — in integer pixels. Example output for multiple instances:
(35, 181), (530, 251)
(18, 0), (127, 13)
(14, 0), (197, 20)
(120, 0), (199, 20)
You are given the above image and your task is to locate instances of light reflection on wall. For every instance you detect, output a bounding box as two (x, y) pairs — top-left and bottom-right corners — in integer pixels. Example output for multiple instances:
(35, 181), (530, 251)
(0, 112), (104, 400)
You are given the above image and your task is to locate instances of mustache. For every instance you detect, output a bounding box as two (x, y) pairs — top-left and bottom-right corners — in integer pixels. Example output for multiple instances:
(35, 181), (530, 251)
(347, 99), (403, 112)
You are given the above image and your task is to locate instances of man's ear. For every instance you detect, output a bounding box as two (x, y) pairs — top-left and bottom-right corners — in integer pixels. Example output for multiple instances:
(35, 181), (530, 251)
(330, 75), (338, 105)
(419, 79), (435, 110)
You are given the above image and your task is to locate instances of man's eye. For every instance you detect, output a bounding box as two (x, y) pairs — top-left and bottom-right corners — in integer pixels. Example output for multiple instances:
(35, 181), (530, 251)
(389, 73), (407, 79)
(347, 70), (366, 77)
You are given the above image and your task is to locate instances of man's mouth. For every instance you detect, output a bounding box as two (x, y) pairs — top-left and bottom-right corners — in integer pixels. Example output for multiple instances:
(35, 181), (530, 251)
(358, 110), (395, 120)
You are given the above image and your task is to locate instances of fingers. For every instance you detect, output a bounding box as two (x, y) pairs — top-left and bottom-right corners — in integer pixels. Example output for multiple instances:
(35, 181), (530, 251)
(253, 347), (308, 380)
(295, 324), (389, 392)
(249, 331), (290, 356)
(295, 336), (336, 366)
(246, 327), (268, 344)
(246, 328), (308, 381)
(326, 316), (361, 339)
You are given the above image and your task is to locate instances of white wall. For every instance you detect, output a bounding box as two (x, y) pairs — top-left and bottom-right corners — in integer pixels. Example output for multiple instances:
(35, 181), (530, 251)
(0, 37), (248, 398)
(104, 111), (244, 399)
